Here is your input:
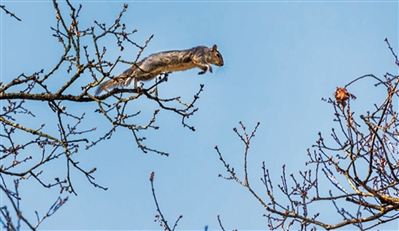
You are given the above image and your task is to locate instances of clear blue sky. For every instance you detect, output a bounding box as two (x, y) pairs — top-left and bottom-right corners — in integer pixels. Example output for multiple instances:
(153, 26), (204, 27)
(1, 0), (398, 230)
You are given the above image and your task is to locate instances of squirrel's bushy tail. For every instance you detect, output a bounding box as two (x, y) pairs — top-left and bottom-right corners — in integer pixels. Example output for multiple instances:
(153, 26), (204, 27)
(95, 78), (126, 95)
(96, 66), (136, 95)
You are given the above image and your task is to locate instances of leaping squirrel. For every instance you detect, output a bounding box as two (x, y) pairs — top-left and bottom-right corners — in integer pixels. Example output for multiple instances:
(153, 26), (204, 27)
(96, 44), (224, 94)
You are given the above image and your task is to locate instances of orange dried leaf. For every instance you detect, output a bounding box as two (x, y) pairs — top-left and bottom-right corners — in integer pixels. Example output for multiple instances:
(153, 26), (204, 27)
(334, 87), (356, 108)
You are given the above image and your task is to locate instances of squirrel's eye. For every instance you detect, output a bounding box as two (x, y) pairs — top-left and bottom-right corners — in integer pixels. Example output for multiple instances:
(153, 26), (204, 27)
(216, 53), (220, 58)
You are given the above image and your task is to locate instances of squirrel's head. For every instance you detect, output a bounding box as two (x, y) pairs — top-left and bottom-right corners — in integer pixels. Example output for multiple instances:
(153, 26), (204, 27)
(210, 44), (224, 67)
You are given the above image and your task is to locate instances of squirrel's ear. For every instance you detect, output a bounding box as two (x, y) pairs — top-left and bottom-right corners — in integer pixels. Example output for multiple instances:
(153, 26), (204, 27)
(212, 44), (217, 51)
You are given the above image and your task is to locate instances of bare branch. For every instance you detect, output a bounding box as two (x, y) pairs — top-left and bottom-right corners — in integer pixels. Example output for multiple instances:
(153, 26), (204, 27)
(150, 172), (183, 231)
(0, 5), (21, 21)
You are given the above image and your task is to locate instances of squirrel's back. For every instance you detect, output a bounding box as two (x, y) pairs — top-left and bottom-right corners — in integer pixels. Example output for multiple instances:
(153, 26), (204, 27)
(96, 44), (223, 94)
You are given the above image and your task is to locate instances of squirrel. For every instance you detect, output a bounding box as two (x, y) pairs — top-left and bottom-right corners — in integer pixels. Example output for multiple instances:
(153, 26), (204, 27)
(96, 44), (224, 94)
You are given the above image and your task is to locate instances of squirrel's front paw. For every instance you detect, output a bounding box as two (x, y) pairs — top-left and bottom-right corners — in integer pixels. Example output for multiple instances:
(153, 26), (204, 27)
(198, 71), (205, 75)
